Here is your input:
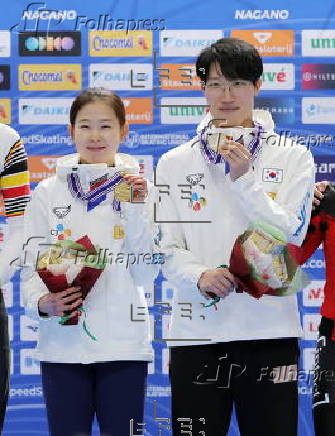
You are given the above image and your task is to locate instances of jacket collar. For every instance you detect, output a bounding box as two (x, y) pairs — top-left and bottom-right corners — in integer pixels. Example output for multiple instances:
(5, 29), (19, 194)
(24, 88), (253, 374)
(56, 153), (139, 184)
(196, 109), (275, 136)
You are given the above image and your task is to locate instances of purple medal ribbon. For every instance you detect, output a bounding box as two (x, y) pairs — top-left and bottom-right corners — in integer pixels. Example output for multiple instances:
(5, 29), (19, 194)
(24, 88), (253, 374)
(67, 171), (123, 212)
(199, 122), (264, 174)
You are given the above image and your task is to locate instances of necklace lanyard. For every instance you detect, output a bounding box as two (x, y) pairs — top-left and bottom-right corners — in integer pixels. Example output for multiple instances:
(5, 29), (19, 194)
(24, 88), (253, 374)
(199, 122), (264, 174)
(67, 171), (123, 212)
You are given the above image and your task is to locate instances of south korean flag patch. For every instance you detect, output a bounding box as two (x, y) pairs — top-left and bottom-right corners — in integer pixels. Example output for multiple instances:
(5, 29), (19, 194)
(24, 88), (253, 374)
(263, 168), (283, 183)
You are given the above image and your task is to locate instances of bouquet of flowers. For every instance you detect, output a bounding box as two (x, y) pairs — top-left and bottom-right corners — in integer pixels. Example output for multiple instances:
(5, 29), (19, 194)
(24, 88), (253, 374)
(205, 222), (307, 307)
(230, 222), (308, 298)
(36, 235), (107, 337)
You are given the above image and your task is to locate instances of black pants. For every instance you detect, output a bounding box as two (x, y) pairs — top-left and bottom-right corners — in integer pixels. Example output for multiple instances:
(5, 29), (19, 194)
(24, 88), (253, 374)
(0, 291), (9, 435)
(313, 317), (335, 436)
(170, 338), (299, 436)
(41, 360), (148, 436)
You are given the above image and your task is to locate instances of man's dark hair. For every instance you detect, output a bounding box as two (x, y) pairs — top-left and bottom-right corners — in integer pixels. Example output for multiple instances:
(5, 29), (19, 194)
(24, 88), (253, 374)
(196, 38), (263, 85)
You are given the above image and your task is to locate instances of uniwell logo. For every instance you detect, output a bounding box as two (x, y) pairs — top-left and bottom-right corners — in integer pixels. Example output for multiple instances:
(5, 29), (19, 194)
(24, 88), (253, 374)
(161, 97), (208, 124)
(160, 30), (223, 57)
(19, 32), (81, 56)
(122, 98), (152, 124)
(89, 63), (152, 90)
(302, 281), (325, 307)
(19, 64), (81, 91)
(19, 99), (72, 124)
(302, 97), (335, 124)
(28, 156), (59, 182)
(235, 10), (289, 20)
(89, 30), (152, 56)
(0, 99), (10, 124)
(160, 64), (201, 90)
(261, 64), (295, 90)
(231, 30), (294, 56)
(302, 30), (335, 56)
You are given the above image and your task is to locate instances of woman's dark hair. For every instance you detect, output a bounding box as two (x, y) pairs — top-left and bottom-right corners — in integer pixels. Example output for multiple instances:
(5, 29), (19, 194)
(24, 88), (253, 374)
(196, 38), (263, 85)
(70, 88), (126, 126)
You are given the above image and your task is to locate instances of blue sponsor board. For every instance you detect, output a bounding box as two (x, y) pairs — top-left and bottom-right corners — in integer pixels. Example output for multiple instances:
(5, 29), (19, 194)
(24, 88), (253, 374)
(255, 96), (296, 125)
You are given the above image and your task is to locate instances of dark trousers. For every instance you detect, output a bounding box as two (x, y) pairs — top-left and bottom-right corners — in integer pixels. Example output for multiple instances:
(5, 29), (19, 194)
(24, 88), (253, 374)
(313, 317), (335, 436)
(40, 360), (148, 436)
(170, 338), (299, 436)
(0, 291), (9, 435)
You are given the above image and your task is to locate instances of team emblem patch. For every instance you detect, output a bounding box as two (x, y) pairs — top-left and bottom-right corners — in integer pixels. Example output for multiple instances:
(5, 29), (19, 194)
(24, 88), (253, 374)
(186, 173), (204, 186)
(52, 205), (71, 219)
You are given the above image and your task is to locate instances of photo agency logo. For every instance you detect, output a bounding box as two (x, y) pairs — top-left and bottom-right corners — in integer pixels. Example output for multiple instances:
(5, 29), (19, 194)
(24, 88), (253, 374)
(10, 2), (166, 33)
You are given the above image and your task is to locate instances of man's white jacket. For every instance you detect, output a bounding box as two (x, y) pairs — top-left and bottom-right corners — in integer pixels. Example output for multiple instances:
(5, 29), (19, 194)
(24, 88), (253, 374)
(156, 110), (315, 346)
(22, 153), (156, 363)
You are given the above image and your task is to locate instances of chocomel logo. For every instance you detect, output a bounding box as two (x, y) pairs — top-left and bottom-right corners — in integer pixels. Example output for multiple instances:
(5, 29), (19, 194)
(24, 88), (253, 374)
(231, 30), (294, 56)
(19, 64), (81, 90)
(89, 31), (152, 56)
(302, 30), (335, 56)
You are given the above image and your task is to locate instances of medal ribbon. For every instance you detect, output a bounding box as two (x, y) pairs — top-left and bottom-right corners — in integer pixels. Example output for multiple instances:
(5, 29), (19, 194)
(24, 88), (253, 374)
(67, 171), (123, 212)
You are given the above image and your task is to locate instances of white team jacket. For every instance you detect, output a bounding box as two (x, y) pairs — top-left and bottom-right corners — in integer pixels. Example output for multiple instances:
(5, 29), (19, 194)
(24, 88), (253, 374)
(22, 153), (157, 363)
(156, 110), (315, 346)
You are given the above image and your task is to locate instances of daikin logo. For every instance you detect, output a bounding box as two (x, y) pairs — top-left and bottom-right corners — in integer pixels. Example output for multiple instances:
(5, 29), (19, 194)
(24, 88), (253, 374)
(253, 32), (272, 44)
(235, 10), (289, 20)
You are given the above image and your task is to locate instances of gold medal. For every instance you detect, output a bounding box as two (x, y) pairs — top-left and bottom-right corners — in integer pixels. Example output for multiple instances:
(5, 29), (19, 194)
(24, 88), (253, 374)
(113, 225), (125, 240)
(114, 181), (132, 202)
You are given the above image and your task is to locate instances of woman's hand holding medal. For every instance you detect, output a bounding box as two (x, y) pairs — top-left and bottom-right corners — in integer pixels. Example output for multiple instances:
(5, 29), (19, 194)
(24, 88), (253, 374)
(114, 174), (148, 203)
